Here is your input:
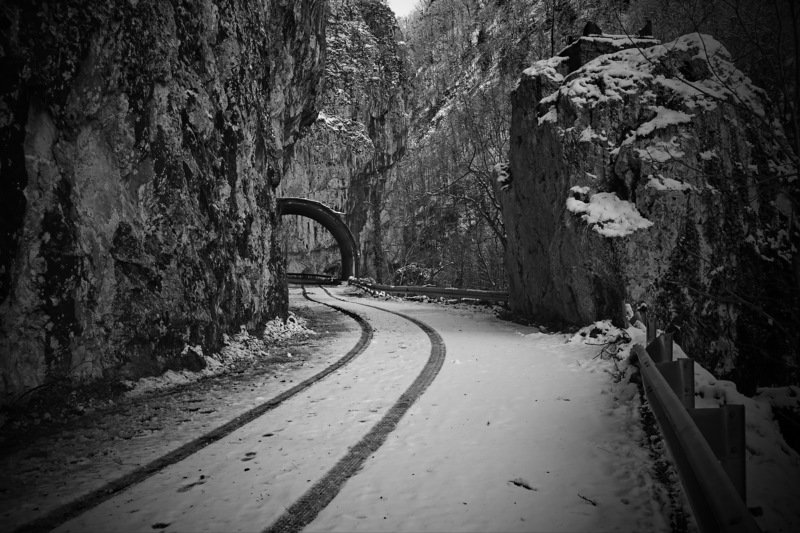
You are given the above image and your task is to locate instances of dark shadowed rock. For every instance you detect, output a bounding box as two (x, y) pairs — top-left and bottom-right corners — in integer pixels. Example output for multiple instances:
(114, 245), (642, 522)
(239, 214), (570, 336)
(638, 20), (653, 38)
(582, 21), (603, 36)
(0, 0), (326, 401)
(170, 345), (207, 373)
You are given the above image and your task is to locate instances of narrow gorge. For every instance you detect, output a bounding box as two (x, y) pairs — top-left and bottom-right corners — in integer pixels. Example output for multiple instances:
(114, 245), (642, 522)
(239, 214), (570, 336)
(280, 0), (408, 282)
(1, 2), (799, 532)
(1, 0), (798, 412)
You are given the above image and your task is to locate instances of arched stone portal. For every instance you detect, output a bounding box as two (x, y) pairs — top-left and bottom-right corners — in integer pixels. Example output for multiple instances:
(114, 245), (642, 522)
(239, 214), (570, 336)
(277, 197), (359, 281)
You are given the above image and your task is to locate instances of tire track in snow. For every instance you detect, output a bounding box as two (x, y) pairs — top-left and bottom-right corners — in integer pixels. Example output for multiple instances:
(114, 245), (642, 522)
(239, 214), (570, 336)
(13, 287), (373, 533)
(264, 286), (447, 533)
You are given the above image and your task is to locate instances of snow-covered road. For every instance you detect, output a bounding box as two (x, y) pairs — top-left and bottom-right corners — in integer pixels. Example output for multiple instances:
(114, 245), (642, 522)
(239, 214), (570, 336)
(53, 286), (673, 532)
(307, 289), (671, 533)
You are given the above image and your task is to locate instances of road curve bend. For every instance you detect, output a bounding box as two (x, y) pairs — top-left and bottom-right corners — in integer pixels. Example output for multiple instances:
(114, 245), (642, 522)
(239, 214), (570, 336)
(17, 288), (373, 533)
(265, 287), (447, 532)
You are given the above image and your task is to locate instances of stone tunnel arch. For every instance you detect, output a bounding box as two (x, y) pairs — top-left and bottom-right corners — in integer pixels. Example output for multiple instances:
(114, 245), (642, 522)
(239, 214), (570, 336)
(277, 197), (359, 281)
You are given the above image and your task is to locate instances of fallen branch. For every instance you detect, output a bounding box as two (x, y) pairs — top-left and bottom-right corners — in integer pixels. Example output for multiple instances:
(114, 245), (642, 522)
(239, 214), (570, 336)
(509, 478), (537, 491)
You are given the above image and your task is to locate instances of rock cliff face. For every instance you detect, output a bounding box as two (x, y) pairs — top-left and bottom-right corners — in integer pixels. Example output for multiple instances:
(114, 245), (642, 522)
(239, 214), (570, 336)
(281, 0), (408, 280)
(502, 33), (799, 390)
(0, 0), (326, 401)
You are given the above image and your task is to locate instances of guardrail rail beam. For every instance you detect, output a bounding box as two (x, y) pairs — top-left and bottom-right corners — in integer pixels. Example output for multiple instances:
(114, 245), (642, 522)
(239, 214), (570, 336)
(348, 280), (508, 304)
(690, 404), (747, 501)
(634, 343), (760, 533)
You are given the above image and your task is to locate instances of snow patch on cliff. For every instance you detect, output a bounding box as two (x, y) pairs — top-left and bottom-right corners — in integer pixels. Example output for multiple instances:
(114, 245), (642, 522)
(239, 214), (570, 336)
(636, 106), (693, 136)
(551, 33), (766, 121)
(635, 136), (686, 163)
(566, 191), (653, 237)
(521, 55), (568, 84)
(538, 107), (558, 125)
(316, 111), (373, 146)
(646, 175), (695, 192)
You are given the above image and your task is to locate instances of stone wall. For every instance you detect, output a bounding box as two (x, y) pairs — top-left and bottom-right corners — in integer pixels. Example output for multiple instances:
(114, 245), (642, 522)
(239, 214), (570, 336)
(502, 33), (800, 390)
(0, 0), (326, 401)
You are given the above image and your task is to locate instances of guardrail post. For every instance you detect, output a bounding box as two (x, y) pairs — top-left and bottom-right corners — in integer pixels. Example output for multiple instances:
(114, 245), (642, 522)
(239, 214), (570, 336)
(647, 318), (657, 344)
(633, 344), (759, 532)
(690, 405), (747, 501)
(657, 358), (695, 409)
(646, 332), (674, 363)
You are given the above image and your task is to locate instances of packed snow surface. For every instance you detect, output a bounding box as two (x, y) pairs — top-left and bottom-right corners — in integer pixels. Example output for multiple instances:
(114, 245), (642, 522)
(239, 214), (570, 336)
(308, 300), (674, 533)
(16, 287), (798, 533)
(54, 288), (675, 533)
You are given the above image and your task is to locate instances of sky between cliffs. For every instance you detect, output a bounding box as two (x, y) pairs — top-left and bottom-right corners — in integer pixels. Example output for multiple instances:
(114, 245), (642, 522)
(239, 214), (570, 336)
(387, 0), (419, 17)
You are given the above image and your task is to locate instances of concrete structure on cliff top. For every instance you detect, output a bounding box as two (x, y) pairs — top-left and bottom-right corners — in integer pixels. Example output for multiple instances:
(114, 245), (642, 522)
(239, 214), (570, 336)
(501, 32), (799, 389)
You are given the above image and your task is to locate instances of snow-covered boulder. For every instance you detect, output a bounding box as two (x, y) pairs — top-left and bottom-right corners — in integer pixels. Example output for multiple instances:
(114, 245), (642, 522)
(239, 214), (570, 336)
(502, 33), (799, 391)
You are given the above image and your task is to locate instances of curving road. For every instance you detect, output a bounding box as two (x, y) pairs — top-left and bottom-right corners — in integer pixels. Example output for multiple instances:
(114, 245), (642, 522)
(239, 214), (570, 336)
(52, 287), (446, 533)
(24, 286), (673, 533)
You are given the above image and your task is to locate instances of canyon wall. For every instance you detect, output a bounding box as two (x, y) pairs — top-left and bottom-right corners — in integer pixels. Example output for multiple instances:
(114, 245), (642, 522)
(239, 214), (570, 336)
(281, 0), (408, 281)
(502, 34), (800, 390)
(0, 0), (326, 401)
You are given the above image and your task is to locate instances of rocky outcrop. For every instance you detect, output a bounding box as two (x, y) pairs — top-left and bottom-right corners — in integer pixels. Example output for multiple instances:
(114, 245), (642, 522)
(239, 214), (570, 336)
(502, 33), (800, 390)
(281, 0), (408, 280)
(0, 0), (326, 401)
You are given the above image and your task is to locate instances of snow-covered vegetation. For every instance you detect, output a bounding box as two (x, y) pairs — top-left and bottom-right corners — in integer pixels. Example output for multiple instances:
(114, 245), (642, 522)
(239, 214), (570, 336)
(124, 313), (316, 398)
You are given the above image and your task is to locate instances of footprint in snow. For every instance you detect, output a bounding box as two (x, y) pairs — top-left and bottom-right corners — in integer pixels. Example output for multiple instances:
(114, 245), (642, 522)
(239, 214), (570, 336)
(177, 476), (207, 493)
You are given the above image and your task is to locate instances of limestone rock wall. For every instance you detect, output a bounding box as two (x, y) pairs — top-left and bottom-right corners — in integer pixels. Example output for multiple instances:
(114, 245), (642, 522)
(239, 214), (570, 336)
(502, 34), (800, 390)
(0, 0), (326, 401)
(281, 0), (408, 280)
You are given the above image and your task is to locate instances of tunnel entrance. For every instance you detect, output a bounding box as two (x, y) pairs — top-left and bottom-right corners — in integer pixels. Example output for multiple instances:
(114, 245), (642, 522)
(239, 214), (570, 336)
(277, 197), (359, 281)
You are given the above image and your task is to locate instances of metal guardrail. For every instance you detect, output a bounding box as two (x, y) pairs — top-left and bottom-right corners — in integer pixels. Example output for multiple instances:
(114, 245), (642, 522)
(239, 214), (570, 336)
(286, 273), (340, 285)
(348, 279), (508, 303)
(633, 328), (761, 533)
(351, 278), (757, 530)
